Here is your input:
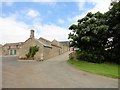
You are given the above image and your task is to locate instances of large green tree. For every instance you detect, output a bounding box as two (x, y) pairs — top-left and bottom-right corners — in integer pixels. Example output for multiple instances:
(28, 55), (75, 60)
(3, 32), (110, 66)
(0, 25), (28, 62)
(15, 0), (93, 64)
(69, 12), (109, 63)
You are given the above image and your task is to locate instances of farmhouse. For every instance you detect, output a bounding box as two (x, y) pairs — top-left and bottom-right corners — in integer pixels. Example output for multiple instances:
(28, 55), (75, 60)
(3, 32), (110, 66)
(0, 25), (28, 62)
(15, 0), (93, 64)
(18, 30), (69, 60)
(2, 42), (23, 56)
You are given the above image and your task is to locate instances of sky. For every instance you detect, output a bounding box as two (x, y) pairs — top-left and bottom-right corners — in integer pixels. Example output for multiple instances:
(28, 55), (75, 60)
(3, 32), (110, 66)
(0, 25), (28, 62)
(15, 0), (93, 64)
(0, 0), (111, 45)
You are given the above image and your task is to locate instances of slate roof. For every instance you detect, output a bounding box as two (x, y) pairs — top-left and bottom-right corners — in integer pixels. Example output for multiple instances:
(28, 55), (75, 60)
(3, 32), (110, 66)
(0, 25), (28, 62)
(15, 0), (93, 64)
(39, 37), (61, 48)
(34, 38), (52, 48)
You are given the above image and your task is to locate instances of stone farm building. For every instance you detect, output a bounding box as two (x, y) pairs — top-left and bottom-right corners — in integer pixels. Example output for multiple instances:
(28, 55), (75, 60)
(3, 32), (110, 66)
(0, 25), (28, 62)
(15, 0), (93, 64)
(18, 30), (69, 60)
(2, 42), (23, 56)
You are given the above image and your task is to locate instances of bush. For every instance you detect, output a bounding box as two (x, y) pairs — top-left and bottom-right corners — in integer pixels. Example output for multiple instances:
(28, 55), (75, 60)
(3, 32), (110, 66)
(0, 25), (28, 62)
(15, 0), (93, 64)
(26, 45), (39, 59)
(76, 51), (105, 63)
(105, 49), (120, 64)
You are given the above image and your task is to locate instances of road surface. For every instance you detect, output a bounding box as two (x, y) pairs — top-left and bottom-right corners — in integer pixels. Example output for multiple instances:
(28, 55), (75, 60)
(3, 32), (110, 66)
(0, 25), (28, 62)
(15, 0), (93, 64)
(2, 52), (118, 88)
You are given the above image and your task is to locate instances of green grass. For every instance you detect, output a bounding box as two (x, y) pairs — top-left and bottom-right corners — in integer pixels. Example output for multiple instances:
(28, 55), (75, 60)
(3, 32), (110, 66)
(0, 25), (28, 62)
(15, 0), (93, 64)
(68, 59), (119, 79)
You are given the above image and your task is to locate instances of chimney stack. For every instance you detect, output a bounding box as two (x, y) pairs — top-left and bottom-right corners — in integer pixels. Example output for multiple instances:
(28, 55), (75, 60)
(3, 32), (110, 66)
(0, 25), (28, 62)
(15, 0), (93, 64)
(30, 30), (34, 38)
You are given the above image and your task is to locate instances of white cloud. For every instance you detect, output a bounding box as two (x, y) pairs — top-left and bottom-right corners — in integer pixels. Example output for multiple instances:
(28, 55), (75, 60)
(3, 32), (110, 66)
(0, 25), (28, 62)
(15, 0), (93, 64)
(68, 0), (111, 24)
(27, 9), (40, 18)
(88, 0), (111, 13)
(33, 22), (71, 41)
(0, 17), (30, 44)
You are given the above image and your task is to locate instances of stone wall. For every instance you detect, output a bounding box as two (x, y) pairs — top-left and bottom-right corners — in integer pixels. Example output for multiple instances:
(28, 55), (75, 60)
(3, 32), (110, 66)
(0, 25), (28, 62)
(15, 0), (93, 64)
(43, 46), (61, 60)
(34, 40), (44, 60)
(18, 38), (43, 60)
(43, 47), (52, 60)
(60, 44), (69, 54)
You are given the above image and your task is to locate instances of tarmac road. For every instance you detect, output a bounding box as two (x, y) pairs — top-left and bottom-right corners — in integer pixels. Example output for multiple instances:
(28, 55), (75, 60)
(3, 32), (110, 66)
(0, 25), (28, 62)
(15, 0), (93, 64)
(2, 52), (118, 88)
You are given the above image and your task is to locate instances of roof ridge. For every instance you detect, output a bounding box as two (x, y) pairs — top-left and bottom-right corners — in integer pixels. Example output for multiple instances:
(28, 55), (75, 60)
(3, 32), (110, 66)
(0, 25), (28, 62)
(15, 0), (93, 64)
(39, 37), (51, 43)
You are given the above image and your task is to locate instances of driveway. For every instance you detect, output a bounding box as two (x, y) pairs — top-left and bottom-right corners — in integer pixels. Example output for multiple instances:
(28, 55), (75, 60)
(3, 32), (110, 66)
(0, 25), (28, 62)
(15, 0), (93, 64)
(2, 52), (118, 88)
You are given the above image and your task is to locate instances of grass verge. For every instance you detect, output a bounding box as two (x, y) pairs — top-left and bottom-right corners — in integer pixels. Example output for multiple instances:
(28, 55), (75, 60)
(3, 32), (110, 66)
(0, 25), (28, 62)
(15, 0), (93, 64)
(68, 59), (119, 79)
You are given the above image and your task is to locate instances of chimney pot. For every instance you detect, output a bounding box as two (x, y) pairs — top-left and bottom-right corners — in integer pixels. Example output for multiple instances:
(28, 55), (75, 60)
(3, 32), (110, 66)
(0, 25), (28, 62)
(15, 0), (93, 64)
(30, 30), (34, 38)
